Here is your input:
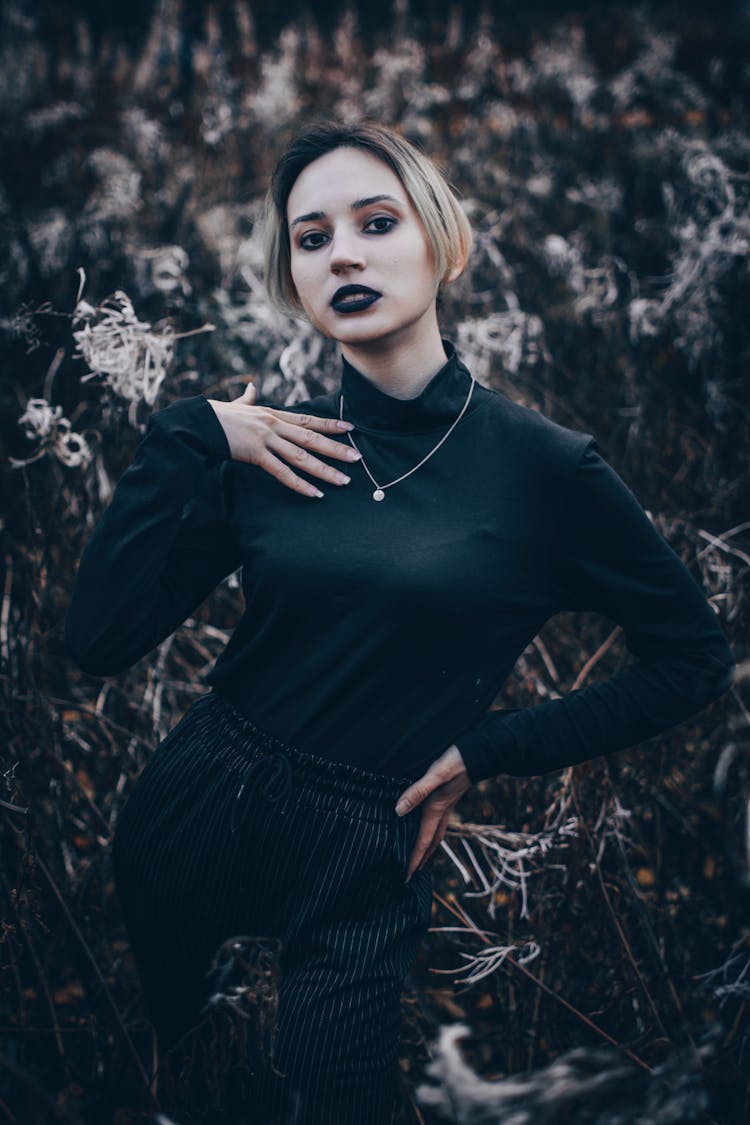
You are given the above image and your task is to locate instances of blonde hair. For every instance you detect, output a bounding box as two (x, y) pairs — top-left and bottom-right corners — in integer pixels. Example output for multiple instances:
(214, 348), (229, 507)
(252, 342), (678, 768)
(263, 119), (474, 318)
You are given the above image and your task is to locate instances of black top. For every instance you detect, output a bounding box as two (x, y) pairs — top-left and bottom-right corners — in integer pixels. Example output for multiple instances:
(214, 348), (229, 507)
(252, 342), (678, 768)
(64, 339), (735, 785)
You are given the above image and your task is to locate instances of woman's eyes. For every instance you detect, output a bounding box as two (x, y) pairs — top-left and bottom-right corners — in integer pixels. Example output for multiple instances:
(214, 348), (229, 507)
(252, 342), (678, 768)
(298, 215), (397, 250)
(299, 233), (326, 250)
(365, 216), (397, 235)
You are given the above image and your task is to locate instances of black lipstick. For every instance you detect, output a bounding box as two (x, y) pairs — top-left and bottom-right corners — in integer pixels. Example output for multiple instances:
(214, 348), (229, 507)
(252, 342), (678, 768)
(330, 284), (382, 314)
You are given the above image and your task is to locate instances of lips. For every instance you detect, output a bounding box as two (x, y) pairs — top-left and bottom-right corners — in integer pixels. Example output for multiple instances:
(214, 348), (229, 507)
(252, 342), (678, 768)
(330, 284), (382, 313)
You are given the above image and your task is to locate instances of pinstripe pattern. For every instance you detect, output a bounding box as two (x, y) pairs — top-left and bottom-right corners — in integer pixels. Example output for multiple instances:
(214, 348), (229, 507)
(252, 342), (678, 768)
(111, 689), (433, 1124)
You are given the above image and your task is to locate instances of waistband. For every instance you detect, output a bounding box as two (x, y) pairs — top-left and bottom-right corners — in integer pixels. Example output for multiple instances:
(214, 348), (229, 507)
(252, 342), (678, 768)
(199, 690), (419, 829)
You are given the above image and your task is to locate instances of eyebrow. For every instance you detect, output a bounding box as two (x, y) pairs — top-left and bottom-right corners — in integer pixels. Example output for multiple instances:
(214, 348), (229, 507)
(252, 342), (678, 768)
(289, 194), (403, 229)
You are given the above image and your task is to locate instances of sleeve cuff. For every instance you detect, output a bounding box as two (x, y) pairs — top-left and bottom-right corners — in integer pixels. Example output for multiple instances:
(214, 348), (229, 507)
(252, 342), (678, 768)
(454, 710), (524, 785)
(148, 394), (233, 464)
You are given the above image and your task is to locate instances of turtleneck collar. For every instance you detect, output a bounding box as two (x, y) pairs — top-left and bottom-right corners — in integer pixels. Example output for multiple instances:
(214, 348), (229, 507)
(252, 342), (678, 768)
(337, 338), (474, 434)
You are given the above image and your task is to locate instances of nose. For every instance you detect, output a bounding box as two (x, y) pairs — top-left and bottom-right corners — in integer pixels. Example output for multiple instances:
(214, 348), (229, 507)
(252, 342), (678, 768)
(329, 225), (366, 273)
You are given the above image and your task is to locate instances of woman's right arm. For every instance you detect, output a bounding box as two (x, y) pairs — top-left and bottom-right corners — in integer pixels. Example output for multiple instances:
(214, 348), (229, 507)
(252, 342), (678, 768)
(64, 394), (243, 677)
(65, 385), (360, 677)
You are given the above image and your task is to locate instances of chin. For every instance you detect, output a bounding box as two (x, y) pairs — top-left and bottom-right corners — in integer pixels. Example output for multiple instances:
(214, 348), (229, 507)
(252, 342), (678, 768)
(307, 297), (431, 347)
(317, 312), (393, 344)
(334, 319), (390, 338)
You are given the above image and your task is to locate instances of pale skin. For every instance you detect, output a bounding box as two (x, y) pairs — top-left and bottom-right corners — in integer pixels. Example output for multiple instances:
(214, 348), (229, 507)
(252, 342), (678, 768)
(207, 144), (474, 882)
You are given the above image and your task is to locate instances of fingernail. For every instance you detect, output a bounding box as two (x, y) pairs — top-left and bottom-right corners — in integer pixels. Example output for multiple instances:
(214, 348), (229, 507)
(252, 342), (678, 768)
(337, 421), (354, 430)
(395, 800), (409, 816)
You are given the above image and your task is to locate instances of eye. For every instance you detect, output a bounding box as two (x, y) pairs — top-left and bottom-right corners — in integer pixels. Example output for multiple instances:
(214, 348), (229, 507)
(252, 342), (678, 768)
(296, 212), (398, 250)
(365, 215), (398, 234)
(298, 231), (327, 250)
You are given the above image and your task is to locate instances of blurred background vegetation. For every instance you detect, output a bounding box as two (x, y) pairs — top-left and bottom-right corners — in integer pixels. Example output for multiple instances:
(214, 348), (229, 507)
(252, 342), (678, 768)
(1, 0), (749, 1122)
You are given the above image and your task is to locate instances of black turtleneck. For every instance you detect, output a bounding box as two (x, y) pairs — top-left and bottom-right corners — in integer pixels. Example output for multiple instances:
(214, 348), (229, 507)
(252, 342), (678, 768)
(65, 339), (735, 785)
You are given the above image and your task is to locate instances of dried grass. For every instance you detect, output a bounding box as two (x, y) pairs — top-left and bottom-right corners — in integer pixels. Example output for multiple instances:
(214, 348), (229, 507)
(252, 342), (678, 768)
(2, 2), (748, 1122)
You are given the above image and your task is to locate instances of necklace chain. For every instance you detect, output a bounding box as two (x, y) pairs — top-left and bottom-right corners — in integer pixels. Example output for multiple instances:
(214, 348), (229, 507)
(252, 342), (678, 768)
(338, 374), (476, 501)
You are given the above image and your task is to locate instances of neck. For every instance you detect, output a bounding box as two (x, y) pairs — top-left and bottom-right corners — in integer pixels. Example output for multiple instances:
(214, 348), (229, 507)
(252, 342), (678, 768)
(338, 318), (449, 401)
(338, 336), (474, 435)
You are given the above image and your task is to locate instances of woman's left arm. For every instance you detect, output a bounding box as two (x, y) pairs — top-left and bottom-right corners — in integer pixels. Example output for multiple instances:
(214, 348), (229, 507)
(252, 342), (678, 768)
(396, 438), (735, 877)
(453, 438), (736, 786)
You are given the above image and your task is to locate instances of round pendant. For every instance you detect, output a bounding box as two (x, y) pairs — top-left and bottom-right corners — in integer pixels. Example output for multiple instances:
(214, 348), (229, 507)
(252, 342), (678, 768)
(373, 488), (385, 501)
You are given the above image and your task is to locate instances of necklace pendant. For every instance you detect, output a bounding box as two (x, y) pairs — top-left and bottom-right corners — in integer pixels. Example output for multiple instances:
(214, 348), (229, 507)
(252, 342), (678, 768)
(372, 488), (385, 501)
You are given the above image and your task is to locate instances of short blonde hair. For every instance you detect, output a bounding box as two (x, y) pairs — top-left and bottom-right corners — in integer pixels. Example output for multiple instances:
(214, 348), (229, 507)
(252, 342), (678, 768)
(263, 119), (474, 318)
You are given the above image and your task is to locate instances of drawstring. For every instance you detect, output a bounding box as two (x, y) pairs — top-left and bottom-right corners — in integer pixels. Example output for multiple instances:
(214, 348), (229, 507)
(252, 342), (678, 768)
(228, 751), (294, 835)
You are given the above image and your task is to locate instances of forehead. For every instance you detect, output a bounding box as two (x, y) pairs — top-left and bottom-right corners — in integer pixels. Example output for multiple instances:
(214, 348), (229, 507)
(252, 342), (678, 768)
(286, 146), (409, 219)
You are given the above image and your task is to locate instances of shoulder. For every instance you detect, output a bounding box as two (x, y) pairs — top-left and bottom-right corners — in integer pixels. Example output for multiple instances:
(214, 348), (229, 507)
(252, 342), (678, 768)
(472, 380), (596, 472)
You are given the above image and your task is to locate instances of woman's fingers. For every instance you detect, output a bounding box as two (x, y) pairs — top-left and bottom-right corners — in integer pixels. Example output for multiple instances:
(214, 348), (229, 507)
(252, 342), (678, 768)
(406, 804), (453, 881)
(271, 418), (363, 465)
(271, 406), (355, 439)
(207, 391), (363, 498)
(236, 380), (257, 404)
(256, 411), (362, 496)
(418, 807), (453, 871)
(405, 801), (446, 882)
(252, 449), (329, 499)
(268, 431), (360, 489)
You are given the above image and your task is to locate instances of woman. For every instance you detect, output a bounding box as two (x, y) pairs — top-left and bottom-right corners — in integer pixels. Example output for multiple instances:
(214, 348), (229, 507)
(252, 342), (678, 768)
(65, 120), (735, 1124)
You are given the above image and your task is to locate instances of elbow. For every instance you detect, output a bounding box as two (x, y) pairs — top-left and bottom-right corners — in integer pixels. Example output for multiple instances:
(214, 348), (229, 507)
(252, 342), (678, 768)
(64, 617), (122, 678)
(65, 597), (161, 677)
(64, 637), (106, 678)
(67, 652), (116, 678)
(646, 637), (736, 721)
(66, 645), (125, 678)
(691, 636), (736, 707)
(706, 644), (736, 702)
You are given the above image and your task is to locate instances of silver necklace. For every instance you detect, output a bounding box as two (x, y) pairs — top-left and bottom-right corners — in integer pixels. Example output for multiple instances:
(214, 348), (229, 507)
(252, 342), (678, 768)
(338, 373), (476, 501)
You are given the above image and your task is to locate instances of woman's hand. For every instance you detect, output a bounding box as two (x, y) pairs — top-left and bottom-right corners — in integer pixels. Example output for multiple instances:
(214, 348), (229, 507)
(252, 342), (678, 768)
(394, 745), (473, 882)
(206, 380), (362, 499)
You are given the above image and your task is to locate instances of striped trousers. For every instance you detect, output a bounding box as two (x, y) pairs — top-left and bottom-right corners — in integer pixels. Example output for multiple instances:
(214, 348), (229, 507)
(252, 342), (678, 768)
(110, 689), (433, 1124)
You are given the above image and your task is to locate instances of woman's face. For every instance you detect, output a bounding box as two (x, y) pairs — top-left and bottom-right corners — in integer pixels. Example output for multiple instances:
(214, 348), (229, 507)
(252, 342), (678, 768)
(286, 145), (442, 348)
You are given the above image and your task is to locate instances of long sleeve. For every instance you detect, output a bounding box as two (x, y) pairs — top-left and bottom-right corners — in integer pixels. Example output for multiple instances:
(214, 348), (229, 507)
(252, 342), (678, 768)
(65, 394), (242, 677)
(454, 438), (736, 786)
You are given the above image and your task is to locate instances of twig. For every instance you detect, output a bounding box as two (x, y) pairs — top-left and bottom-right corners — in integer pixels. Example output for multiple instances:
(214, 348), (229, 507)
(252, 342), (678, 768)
(0, 799), (27, 817)
(32, 850), (158, 1109)
(571, 625), (621, 691)
(568, 777), (673, 1043)
(1, 869), (64, 1059)
(13, 694), (155, 752)
(597, 766), (702, 1054)
(0, 1049), (85, 1123)
(429, 889), (655, 1074)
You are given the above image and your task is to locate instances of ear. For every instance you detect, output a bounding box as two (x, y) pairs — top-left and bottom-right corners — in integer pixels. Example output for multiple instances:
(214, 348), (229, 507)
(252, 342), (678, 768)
(444, 249), (468, 285)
